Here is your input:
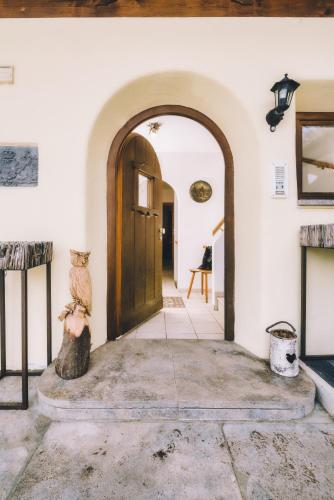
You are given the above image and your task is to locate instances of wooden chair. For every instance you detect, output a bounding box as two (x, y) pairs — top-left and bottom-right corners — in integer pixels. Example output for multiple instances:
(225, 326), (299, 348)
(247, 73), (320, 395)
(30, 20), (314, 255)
(187, 268), (212, 303)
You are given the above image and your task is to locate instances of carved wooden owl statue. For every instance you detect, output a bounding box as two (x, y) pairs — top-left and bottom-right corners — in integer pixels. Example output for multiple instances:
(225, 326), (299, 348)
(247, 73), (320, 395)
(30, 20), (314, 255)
(69, 249), (92, 315)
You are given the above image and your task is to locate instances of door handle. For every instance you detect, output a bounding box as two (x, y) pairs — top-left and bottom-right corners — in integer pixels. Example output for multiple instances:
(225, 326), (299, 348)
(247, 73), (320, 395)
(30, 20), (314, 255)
(159, 228), (166, 240)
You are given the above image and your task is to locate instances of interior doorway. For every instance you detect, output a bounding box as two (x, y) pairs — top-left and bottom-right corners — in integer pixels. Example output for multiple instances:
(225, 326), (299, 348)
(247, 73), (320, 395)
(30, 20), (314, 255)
(107, 105), (235, 342)
(162, 183), (174, 273)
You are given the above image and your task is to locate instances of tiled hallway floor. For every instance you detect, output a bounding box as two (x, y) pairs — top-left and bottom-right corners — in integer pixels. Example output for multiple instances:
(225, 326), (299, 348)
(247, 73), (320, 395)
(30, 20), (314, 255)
(125, 272), (224, 340)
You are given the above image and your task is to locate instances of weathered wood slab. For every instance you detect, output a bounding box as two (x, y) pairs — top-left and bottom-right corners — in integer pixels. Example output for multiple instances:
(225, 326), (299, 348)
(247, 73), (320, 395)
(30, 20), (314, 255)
(1, 0), (334, 18)
(55, 327), (91, 380)
(300, 224), (334, 248)
(0, 241), (53, 270)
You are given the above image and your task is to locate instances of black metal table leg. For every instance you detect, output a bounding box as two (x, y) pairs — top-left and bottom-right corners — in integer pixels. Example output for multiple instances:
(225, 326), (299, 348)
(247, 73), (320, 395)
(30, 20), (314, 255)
(21, 270), (28, 410)
(46, 261), (52, 365)
(0, 263), (52, 409)
(301, 246), (307, 360)
(0, 270), (6, 378)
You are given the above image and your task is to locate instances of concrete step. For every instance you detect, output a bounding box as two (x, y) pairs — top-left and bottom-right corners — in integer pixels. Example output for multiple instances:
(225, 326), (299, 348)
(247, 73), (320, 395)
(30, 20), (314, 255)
(38, 340), (315, 421)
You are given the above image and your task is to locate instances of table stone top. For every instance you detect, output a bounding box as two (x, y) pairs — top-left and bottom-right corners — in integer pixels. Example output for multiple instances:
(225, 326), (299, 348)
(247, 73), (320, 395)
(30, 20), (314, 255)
(0, 241), (53, 270)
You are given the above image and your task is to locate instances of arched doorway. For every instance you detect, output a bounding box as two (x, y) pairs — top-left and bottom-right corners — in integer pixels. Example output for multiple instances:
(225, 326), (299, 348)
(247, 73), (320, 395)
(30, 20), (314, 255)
(107, 105), (235, 341)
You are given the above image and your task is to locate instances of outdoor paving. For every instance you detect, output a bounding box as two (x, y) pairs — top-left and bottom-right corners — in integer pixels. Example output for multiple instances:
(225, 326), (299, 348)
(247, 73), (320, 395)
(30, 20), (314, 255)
(0, 379), (50, 500)
(38, 340), (315, 421)
(0, 382), (333, 500)
(9, 421), (241, 500)
(224, 422), (334, 500)
(1, 370), (333, 499)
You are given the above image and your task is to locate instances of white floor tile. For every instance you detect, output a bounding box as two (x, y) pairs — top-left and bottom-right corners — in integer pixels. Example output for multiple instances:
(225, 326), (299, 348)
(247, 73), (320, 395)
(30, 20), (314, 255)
(192, 323), (223, 334)
(124, 330), (137, 339)
(123, 275), (224, 341)
(196, 333), (224, 340)
(166, 325), (195, 334)
(137, 325), (166, 334)
(188, 312), (214, 320)
(136, 331), (166, 339)
(167, 332), (197, 339)
(165, 318), (191, 326)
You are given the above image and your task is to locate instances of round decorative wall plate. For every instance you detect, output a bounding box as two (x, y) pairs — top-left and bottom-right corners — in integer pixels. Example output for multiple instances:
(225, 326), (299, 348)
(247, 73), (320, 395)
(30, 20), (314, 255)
(189, 180), (212, 203)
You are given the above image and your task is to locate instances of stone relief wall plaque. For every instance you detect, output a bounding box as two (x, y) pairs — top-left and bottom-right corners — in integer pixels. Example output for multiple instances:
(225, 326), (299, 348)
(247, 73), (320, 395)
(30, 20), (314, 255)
(0, 144), (38, 187)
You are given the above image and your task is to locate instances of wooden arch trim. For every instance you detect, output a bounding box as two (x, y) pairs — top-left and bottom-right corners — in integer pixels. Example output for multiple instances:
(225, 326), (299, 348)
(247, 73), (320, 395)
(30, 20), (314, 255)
(107, 105), (235, 341)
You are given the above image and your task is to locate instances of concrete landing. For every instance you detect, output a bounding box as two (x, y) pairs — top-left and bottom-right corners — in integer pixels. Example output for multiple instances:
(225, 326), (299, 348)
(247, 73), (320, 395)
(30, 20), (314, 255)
(10, 419), (334, 500)
(38, 340), (315, 421)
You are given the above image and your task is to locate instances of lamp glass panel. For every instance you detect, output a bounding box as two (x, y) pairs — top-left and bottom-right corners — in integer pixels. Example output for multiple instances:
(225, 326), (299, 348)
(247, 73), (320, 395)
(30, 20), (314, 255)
(302, 126), (334, 192)
(286, 89), (294, 107)
(278, 87), (288, 107)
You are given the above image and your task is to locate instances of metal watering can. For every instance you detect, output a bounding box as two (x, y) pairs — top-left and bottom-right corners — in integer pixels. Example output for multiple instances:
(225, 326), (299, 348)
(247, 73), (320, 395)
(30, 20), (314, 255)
(266, 321), (299, 377)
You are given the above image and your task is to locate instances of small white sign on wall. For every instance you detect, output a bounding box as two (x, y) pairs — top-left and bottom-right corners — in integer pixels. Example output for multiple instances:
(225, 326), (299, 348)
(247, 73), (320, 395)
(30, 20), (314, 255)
(0, 66), (14, 84)
(272, 161), (288, 198)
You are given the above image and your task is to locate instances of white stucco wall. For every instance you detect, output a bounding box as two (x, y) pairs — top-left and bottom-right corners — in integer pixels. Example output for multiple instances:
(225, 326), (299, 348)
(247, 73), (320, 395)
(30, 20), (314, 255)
(1, 18), (334, 367)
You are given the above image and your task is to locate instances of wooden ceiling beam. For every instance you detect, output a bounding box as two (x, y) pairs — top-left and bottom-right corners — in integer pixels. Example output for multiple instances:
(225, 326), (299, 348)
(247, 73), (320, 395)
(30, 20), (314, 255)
(0, 0), (333, 18)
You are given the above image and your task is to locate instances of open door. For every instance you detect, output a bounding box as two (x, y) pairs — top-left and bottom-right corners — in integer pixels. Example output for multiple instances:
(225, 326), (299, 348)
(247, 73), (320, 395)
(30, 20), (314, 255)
(118, 133), (163, 335)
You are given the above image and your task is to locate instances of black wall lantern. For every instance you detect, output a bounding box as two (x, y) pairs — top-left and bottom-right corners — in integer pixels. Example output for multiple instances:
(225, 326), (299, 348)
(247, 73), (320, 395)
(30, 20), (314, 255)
(266, 74), (300, 132)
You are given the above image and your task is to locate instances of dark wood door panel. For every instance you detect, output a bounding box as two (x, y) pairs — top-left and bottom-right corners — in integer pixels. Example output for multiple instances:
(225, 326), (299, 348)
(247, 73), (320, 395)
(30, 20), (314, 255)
(119, 133), (162, 335)
(134, 212), (146, 309)
(145, 216), (155, 303)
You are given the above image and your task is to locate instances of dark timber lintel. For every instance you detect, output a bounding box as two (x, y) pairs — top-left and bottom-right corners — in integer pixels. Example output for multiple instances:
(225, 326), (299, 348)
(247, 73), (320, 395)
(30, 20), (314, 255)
(0, 1), (334, 18)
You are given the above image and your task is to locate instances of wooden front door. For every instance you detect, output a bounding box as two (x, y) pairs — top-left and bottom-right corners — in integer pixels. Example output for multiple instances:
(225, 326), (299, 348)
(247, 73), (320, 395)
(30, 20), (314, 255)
(118, 133), (163, 335)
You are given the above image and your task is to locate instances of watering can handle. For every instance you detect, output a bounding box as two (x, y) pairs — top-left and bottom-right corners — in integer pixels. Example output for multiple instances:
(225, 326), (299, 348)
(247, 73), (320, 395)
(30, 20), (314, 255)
(266, 321), (296, 334)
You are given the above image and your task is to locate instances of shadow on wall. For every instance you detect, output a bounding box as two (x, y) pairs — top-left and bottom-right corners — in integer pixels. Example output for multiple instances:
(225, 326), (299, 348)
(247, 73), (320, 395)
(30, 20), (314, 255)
(85, 71), (262, 355)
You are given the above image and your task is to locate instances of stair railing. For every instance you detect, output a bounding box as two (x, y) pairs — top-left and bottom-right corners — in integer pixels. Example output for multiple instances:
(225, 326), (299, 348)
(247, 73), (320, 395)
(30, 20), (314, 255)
(212, 217), (225, 237)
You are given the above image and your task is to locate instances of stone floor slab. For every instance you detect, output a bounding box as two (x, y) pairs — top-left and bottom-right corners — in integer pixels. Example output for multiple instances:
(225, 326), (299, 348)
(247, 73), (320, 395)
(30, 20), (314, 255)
(39, 340), (177, 411)
(10, 421), (241, 500)
(224, 422), (334, 500)
(0, 379), (50, 500)
(38, 340), (315, 421)
(172, 341), (314, 412)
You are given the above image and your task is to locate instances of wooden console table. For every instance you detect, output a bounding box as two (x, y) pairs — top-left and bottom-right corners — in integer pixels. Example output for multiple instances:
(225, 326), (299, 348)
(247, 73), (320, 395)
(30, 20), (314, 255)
(0, 241), (53, 410)
(300, 225), (334, 361)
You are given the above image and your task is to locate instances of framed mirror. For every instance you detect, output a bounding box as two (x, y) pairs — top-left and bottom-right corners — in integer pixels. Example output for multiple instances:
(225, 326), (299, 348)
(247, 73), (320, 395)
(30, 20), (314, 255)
(296, 112), (334, 205)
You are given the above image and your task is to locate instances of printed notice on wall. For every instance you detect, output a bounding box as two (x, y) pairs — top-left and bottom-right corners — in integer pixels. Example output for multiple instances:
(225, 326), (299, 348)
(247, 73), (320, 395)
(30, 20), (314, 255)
(0, 66), (14, 84)
(272, 161), (288, 198)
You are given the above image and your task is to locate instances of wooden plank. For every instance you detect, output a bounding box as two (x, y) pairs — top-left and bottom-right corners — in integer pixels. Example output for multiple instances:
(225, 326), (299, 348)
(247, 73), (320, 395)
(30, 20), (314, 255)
(300, 224), (334, 248)
(145, 215), (155, 303)
(121, 142), (135, 318)
(134, 211), (146, 309)
(0, 241), (53, 270)
(1, 0), (334, 18)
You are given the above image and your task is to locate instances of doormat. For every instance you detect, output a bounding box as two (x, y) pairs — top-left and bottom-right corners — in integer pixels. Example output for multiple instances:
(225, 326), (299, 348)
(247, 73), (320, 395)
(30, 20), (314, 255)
(163, 296), (185, 308)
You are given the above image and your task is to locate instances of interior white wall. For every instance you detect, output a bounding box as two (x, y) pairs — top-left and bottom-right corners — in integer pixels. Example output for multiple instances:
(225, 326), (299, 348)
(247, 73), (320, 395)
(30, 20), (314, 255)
(212, 231), (225, 305)
(161, 152), (224, 289)
(0, 18), (334, 365)
(305, 249), (334, 356)
(302, 127), (334, 192)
